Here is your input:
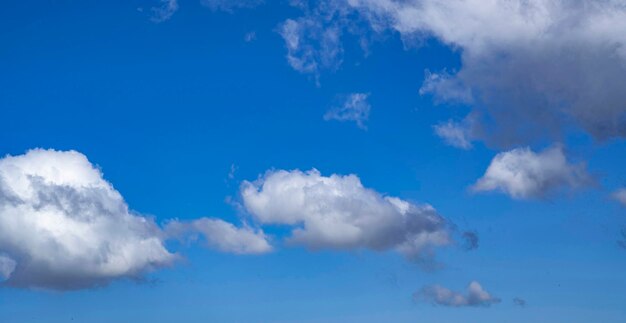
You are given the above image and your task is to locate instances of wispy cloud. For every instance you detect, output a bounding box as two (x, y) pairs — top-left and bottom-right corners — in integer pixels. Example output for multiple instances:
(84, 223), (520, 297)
(151, 0), (179, 23)
(324, 93), (371, 129)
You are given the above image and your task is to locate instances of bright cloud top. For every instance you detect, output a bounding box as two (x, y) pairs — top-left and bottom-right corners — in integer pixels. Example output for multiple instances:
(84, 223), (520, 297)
(240, 169), (451, 261)
(472, 145), (591, 199)
(0, 149), (175, 290)
(414, 281), (501, 307)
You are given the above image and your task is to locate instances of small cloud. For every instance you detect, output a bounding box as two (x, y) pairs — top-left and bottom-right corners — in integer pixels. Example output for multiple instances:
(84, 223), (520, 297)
(324, 93), (371, 129)
(420, 70), (473, 105)
(151, 0), (178, 23)
(228, 164), (238, 180)
(471, 145), (592, 199)
(414, 281), (501, 307)
(434, 119), (473, 150)
(165, 218), (272, 255)
(513, 297), (527, 307)
(612, 188), (626, 206)
(244, 31), (257, 42)
(462, 231), (479, 251)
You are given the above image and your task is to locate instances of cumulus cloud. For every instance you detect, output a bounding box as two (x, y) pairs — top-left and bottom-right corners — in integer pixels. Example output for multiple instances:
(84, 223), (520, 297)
(414, 281), (501, 307)
(240, 169), (451, 262)
(165, 218), (272, 255)
(471, 145), (591, 199)
(0, 149), (272, 290)
(324, 93), (371, 129)
(283, 0), (626, 146)
(0, 149), (176, 290)
(612, 188), (626, 206)
(433, 119), (473, 150)
(151, 0), (179, 23)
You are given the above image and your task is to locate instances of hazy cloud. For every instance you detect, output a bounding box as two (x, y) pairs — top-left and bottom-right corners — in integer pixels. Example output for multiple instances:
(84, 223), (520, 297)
(201, 0), (263, 12)
(433, 119), (473, 150)
(462, 231), (479, 251)
(513, 297), (527, 307)
(612, 188), (626, 206)
(414, 281), (501, 307)
(151, 0), (179, 23)
(324, 93), (371, 129)
(240, 169), (451, 262)
(472, 145), (591, 199)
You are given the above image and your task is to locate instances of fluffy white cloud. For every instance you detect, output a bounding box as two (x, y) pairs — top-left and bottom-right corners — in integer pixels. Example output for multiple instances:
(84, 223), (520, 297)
(414, 281), (501, 307)
(240, 169), (451, 262)
(283, 0), (626, 145)
(612, 188), (626, 206)
(0, 149), (175, 290)
(324, 93), (371, 129)
(471, 145), (591, 199)
(166, 218), (272, 255)
(0, 149), (272, 290)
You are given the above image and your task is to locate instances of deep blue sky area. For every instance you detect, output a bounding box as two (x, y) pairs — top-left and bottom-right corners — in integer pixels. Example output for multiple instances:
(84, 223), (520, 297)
(1, 1), (626, 322)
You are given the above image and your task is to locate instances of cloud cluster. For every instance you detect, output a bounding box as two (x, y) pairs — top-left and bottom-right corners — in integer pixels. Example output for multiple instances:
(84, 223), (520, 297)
(240, 169), (451, 262)
(0, 149), (176, 290)
(0, 149), (271, 290)
(281, 0), (626, 146)
(414, 281), (501, 307)
(472, 145), (591, 199)
(324, 93), (371, 129)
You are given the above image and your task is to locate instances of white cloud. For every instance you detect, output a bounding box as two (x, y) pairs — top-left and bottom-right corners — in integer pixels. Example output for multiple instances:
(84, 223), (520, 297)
(151, 0), (179, 23)
(414, 281), (501, 307)
(0, 149), (273, 290)
(166, 218), (272, 255)
(433, 119), (473, 150)
(240, 169), (451, 262)
(324, 93), (371, 129)
(471, 145), (591, 199)
(285, 0), (626, 146)
(612, 188), (626, 206)
(0, 149), (175, 290)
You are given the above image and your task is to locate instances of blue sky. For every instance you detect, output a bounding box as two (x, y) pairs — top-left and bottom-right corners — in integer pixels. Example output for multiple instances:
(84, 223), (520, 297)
(1, 1), (626, 322)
